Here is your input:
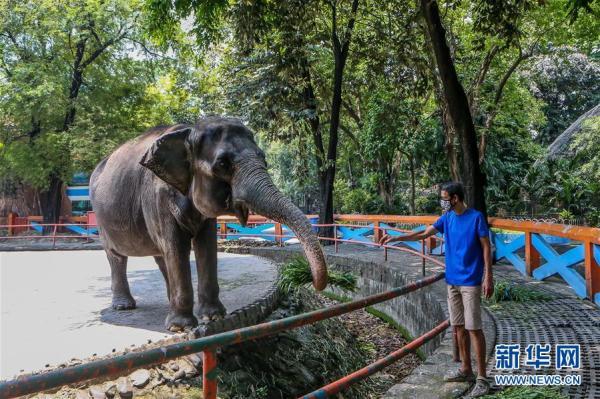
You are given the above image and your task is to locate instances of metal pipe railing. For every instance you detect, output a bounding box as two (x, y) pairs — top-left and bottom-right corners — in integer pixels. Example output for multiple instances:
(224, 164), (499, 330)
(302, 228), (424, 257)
(299, 320), (450, 398)
(0, 272), (445, 399)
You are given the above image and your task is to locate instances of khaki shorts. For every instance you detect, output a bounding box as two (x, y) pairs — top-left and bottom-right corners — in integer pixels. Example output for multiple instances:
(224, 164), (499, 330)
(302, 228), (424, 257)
(447, 285), (482, 330)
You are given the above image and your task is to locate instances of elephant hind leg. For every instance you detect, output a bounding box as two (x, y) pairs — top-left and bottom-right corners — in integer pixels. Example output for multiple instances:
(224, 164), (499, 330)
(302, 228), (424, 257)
(107, 250), (136, 310)
(154, 256), (170, 301)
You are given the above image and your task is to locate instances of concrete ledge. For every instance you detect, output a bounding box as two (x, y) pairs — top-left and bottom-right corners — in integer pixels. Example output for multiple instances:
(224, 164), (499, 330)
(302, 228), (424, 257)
(195, 281), (280, 338)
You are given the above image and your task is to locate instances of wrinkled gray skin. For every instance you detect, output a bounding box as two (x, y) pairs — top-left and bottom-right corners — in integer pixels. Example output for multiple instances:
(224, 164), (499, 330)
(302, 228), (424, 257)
(90, 117), (327, 332)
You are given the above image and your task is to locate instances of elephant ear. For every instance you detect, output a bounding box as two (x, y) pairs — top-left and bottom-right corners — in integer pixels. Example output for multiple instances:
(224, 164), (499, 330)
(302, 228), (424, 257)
(140, 127), (192, 195)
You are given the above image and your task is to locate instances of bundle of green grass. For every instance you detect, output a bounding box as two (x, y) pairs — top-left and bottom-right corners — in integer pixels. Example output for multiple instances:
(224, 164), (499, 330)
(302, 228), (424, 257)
(486, 280), (552, 304)
(278, 256), (357, 294)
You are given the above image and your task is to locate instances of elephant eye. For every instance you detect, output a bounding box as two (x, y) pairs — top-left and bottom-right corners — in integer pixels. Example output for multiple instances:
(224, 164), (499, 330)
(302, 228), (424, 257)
(215, 154), (231, 171)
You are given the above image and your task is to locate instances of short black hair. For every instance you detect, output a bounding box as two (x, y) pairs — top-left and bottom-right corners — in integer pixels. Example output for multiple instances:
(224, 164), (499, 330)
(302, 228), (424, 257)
(440, 181), (465, 201)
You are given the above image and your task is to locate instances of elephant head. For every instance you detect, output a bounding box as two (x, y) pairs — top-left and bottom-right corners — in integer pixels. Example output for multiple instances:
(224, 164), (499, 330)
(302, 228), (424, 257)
(139, 117), (328, 290)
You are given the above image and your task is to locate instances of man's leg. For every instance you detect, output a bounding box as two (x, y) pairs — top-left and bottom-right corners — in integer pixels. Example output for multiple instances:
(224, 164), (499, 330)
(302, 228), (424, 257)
(461, 285), (486, 376)
(469, 329), (487, 378)
(444, 285), (475, 381)
(462, 286), (490, 397)
(457, 325), (473, 374)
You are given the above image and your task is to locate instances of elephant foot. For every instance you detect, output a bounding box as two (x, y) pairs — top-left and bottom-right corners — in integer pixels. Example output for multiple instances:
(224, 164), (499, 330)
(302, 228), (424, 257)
(165, 311), (198, 332)
(112, 295), (136, 310)
(197, 299), (226, 322)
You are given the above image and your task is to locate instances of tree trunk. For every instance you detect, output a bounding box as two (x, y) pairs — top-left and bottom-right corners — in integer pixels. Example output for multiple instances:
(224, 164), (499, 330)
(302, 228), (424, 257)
(63, 68), (83, 130)
(377, 178), (394, 212)
(319, 52), (345, 238)
(38, 42), (86, 223)
(441, 107), (461, 181)
(318, 0), (360, 239)
(39, 31), (124, 223)
(409, 155), (416, 215)
(39, 174), (63, 228)
(298, 56), (331, 238)
(425, 35), (461, 182)
(421, 0), (487, 217)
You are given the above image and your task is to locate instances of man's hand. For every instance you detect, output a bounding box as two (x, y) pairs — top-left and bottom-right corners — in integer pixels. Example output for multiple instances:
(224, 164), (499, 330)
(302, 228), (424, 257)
(378, 234), (397, 246)
(482, 272), (494, 299)
(480, 236), (493, 299)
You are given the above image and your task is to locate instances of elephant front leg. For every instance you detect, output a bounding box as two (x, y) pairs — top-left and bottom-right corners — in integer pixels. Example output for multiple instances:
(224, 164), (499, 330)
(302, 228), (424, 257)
(193, 220), (226, 321)
(163, 242), (198, 332)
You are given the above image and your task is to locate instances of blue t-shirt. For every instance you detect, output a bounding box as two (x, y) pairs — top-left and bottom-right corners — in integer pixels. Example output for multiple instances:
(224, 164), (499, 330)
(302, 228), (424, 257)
(433, 208), (489, 286)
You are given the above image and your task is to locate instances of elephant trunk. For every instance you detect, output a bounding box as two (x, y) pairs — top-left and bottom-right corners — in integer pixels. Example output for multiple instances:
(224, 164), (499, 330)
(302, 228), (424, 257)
(232, 157), (328, 291)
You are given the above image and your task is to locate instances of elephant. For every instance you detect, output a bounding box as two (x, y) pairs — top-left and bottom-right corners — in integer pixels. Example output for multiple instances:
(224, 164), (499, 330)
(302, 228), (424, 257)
(90, 117), (327, 332)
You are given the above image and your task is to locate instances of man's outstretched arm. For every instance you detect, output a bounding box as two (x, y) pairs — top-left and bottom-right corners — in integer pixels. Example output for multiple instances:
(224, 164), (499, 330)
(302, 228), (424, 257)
(378, 225), (438, 245)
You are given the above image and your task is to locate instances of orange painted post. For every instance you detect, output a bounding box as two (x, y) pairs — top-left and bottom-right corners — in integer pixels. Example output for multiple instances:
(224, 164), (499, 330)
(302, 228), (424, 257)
(525, 232), (541, 276)
(7, 212), (15, 236)
(202, 349), (218, 399)
(219, 222), (227, 239)
(584, 241), (600, 303)
(426, 236), (436, 255)
(373, 221), (381, 244)
(274, 222), (283, 246)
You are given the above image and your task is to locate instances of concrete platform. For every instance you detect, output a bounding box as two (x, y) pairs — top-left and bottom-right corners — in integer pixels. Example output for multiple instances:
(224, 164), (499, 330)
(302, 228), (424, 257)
(0, 251), (277, 380)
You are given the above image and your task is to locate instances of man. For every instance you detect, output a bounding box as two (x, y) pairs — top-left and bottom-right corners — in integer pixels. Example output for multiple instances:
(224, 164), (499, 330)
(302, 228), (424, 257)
(379, 181), (493, 398)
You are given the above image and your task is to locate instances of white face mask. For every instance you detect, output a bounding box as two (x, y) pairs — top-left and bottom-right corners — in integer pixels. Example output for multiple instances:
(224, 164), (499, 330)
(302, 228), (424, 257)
(440, 199), (452, 212)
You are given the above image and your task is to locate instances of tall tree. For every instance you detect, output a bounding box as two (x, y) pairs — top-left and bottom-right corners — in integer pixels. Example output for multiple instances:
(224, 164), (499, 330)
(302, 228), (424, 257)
(316, 0), (360, 236)
(0, 0), (196, 223)
(0, 0), (145, 222)
(420, 0), (488, 215)
(147, 0), (362, 235)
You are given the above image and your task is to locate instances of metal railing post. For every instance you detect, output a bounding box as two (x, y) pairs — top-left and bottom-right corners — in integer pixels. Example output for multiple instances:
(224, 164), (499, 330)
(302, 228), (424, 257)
(525, 231), (540, 276)
(584, 241), (600, 304)
(219, 222), (228, 240)
(203, 349), (218, 399)
(373, 221), (381, 244)
(421, 239), (426, 276)
(275, 222), (283, 246)
(334, 224), (338, 253)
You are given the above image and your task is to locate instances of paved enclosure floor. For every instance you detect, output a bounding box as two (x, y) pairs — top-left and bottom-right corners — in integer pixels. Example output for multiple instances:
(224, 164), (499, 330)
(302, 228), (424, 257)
(0, 251), (277, 380)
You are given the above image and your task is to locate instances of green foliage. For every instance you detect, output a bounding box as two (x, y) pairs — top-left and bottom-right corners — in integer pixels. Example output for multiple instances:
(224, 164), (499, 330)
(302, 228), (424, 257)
(481, 385), (567, 398)
(524, 48), (600, 145)
(571, 116), (600, 181)
(334, 178), (385, 215)
(278, 256), (357, 294)
(0, 0), (210, 195)
(0, 0), (598, 225)
(144, 0), (228, 51)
